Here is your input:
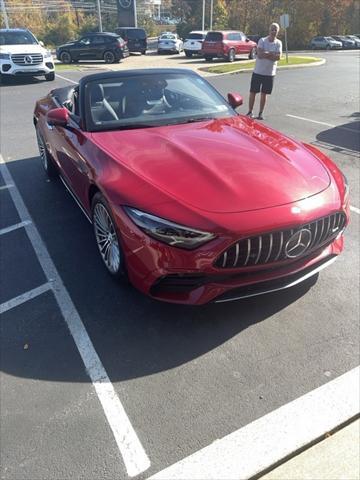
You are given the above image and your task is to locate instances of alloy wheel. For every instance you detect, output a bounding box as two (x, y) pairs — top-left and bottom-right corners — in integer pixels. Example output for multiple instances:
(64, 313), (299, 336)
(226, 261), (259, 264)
(93, 203), (121, 274)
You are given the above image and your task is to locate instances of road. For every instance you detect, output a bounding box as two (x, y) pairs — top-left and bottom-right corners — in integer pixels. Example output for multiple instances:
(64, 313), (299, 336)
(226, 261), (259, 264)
(0, 49), (359, 479)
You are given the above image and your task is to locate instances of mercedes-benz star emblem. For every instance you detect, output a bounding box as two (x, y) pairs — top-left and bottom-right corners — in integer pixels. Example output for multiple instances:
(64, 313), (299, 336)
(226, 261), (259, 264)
(285, 228), (312, 258)
(24, 55), (33, 64)
(118, 0), (132, 8)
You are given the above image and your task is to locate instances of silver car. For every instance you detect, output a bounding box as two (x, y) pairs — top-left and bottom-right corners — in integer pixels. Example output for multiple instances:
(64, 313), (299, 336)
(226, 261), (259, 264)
(310, 36), (342, 49)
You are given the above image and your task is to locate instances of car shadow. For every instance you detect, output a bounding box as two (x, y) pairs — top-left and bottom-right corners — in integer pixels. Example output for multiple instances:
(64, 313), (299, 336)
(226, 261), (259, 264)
(314, 119), (360, 154)
(1, 156), (319, 383)
(0, 76), (45, 87)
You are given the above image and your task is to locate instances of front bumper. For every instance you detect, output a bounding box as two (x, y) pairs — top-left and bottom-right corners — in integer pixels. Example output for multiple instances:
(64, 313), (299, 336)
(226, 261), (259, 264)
(1, 58), (54, 76)
(112, 197), (349, 305)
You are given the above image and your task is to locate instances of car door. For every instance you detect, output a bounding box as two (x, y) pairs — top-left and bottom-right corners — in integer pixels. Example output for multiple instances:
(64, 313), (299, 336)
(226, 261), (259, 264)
(237, 32), (248, 54)
(48, 92), (92, 206)
(71, 36), (92, 60)
(90, 35), (107, 59)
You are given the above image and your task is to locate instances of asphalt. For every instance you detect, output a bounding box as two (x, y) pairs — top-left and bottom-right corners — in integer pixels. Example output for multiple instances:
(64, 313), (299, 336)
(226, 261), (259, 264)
(0, 49), (359, 479)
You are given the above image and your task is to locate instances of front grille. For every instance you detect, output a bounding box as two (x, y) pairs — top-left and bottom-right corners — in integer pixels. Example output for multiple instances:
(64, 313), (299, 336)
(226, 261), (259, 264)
(215, 212), (346, 269)
(11, 53), (43, 66)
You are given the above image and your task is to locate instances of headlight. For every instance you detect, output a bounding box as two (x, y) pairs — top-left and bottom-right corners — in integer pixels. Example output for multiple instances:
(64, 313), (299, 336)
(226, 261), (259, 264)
(44, 50), (53, 58)
(0, 53), (10, 59)
(124, 207), (216, 250)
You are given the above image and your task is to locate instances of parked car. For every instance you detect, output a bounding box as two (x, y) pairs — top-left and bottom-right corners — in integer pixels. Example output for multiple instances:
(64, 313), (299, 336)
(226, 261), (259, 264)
(114, 27), (147, 54)
(183, 31), (207, 57)
(246, 34), (262, 44)
(33, 68), (349, 305)
(331, 35), (356, 49)
(57, 32), (129, 64)
(202, 31), (257, 62)
(310, 36), (342, 49)
(157, 32), (183, 54)
(345, 35), (360, 48)
(0, 28), (55, 82)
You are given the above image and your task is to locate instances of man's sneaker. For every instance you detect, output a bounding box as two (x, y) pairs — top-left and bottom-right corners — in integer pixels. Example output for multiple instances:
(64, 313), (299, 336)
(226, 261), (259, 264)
(246, 111), (254, 118)
(257, 113), (264, 120)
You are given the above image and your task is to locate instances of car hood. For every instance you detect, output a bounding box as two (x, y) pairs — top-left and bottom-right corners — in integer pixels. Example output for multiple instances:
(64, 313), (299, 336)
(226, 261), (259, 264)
(91, 116), (331, 213)
(0, 44), (44, 54)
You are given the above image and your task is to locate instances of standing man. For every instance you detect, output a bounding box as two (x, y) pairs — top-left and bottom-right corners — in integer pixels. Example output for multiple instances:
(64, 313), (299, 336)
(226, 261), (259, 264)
(246, 23), (282, 120)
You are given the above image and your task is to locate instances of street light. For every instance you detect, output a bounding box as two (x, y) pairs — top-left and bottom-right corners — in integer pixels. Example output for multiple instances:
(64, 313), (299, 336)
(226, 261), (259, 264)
(96, 0), (102, 32)
(202, 0), (205, 31)
(1, 0), (9, 28)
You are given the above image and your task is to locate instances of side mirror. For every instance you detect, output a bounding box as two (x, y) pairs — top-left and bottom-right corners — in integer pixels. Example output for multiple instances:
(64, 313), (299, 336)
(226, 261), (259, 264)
(227, 92), (243, 108)
(245, 38), (249, 42)
(39, 40), (45, 47)
(47, 108), (70, 127)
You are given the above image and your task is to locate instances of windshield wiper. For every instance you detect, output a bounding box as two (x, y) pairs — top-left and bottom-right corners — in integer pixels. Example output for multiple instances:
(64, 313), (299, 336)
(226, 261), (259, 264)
(182, 116), (215, 124)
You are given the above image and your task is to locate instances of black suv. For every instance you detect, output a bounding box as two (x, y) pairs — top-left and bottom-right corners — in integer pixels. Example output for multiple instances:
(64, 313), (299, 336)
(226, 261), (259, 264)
(56, 32), (129, 64)
(114, 27), (147, 54)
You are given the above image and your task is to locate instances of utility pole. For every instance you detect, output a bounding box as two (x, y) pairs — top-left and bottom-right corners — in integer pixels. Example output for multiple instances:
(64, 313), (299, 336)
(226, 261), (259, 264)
(202, 0), (205, 31)
(210, 0), (213, 30)
(134, 0), (137, 27)
(0, 0), (9, 29)
(96, 0), (103, 32)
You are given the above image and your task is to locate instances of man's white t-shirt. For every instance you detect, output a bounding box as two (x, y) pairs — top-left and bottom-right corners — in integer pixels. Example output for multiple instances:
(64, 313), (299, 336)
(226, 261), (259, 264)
(254, 37), (282, 76)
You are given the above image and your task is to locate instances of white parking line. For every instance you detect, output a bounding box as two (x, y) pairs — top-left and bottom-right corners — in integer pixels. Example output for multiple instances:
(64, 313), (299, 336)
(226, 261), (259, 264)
(350, 205), (360, 215)
(286, 114), (359, 133)
(0, 283), (52, 314)
(0, 183), (14, 190)
(0, 220), (31, 236)
(0, 154), (150, 477)
(148, 367), (360, 480)
(55, 73), (78, 85)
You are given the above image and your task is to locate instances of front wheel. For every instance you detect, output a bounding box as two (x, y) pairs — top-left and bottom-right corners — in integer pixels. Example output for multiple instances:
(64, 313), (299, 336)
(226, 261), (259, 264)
(249, 47), (256, 59)
(204, 56), (213, 61)
(185, 51), (192, 58)
(103, 50), (116, 64)
(60, 51), (72, 64)
(45, 72), (55, 81)
(92, 193), (127, 279)
(36, 129), (57, 178)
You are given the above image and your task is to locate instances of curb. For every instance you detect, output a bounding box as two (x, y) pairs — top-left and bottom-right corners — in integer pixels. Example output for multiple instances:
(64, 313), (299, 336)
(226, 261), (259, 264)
(201, 58), (326, 77)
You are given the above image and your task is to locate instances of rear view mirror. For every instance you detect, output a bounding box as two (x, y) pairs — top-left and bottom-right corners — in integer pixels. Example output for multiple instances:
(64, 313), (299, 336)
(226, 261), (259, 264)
(246, 38), (249, 42)
(39, 40), (45, 47)
(227, 92), (243, 108)
(47, 108), (70, 127)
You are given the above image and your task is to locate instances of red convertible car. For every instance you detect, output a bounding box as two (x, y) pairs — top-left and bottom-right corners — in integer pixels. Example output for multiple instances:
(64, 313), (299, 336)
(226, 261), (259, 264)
(34, 69), (349, 305)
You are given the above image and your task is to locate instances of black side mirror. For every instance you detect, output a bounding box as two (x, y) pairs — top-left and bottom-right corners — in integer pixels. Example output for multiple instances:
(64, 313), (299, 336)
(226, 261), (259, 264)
(246, 38), (249, 42)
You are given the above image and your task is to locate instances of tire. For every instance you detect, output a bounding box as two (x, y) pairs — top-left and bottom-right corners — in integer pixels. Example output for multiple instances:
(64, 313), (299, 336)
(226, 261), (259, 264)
(141, 50), (146, 55)
(91, 193), (127, 279)
(204, 56), (213, 61)
(103, 50), (116, 64)
(45, 72), (55, 81)
(228, 48), (235, 62)
(248, 47), (256, 59)
(60, 51), (72, 64)
(36, 129), (57, 178)
(185, 51), (192, 58)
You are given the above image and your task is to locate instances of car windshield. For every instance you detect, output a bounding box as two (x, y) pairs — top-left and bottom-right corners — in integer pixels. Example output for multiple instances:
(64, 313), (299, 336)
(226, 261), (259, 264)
(85, 72), (235, 132)
(187, 33), (205, 40)
(123, 29), (146, 39)
(160, 34), (176, 40)
(325, 37), (333, 40)
(0, 31), (38, 45)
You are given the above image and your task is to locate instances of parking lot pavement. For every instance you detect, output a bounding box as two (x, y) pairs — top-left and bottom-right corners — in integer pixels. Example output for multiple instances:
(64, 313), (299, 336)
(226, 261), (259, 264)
(1, 50), (359, 479)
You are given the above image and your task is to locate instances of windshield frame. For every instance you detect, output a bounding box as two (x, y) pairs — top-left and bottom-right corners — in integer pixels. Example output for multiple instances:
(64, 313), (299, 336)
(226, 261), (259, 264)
(82, 72), (237, 133)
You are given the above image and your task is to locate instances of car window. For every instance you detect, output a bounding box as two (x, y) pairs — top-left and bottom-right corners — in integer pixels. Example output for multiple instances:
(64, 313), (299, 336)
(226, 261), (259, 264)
(187, 33), (205, 40)
(123, 29), (146, 39)
(91, 36), (106, 45)
(84, 73), (235, 131)
(0, 31), (38, 45)
(205, 32), (223, 41)
(79, 37), (91, 45)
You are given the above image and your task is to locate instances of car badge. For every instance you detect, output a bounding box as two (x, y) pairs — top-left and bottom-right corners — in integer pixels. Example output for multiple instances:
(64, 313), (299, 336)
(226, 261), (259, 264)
(24, 55), (33, 64)
(285, 228), (312, 258)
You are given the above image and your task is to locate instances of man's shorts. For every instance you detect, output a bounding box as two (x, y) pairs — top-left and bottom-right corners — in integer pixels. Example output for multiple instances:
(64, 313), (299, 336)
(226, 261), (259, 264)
(250, 73), (274, 94)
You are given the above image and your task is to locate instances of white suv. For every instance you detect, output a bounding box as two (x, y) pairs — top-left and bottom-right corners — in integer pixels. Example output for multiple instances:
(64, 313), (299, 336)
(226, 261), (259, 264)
(0, 28), (55, 82)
